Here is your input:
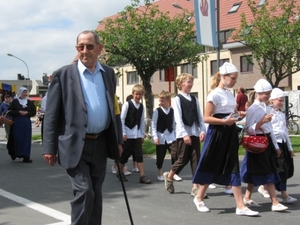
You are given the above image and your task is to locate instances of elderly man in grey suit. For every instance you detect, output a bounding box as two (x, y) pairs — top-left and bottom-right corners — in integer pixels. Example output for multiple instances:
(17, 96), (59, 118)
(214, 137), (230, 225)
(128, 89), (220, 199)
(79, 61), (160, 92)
(43, 30), (123, 225)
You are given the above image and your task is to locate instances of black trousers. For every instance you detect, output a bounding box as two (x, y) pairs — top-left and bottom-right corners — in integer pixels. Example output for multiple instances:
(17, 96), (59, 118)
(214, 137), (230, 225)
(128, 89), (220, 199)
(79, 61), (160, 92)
(67, 135), (108, 225)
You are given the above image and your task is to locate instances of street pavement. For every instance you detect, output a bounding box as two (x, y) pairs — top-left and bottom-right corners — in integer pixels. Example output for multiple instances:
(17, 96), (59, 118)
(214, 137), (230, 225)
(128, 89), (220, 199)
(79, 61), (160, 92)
(0, 124), (299, 225)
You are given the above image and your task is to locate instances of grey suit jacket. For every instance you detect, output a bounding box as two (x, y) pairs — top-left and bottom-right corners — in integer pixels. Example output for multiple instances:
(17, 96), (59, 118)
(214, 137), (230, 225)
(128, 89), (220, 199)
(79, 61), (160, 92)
(42, 62), (122, 169)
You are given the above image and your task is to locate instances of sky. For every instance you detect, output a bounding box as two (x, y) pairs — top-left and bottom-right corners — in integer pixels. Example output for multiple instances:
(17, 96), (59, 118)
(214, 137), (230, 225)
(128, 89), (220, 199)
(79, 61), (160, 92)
(0, 0), (132, 81)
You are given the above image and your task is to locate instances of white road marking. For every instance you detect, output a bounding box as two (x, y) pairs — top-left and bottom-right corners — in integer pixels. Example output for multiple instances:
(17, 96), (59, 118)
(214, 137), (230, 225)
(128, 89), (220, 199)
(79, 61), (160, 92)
(0, 188), (71, 225)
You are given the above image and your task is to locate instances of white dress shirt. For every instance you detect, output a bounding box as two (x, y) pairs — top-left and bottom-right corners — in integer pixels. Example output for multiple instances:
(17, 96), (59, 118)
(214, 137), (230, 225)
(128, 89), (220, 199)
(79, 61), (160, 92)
(173, 92), (206, 139)
(121, 99), (145, 138)
(151, 107), (176, 144)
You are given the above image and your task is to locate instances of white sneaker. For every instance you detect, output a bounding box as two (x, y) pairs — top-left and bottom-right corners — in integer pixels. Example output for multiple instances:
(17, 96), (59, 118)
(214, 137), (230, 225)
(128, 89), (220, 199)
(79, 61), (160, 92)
(258, 186), (270, 198)
(157, 175), (164, 181)
(193, 197), (210, 212)
(282, 196), (297, 204)
(173, 174), (182, 181)
(123, 171), (132, 176)
(132, 167), (139, 172)
(224, 188), (233, 195)
(271, 203), (288, 212)
(236, 207), (259, 216)
(208, 184), (216, 189)
(111, 166), (117, 174)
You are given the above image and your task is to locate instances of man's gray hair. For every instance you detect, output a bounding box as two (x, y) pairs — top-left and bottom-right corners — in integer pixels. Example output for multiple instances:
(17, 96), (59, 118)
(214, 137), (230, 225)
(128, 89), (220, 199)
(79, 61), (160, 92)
(76, 30), (100, 45)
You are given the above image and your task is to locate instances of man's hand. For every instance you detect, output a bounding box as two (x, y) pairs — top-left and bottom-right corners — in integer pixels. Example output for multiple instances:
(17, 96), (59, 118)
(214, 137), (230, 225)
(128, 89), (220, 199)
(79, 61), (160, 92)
(123, 135), (127, 142)
(43, 154), (57, 166)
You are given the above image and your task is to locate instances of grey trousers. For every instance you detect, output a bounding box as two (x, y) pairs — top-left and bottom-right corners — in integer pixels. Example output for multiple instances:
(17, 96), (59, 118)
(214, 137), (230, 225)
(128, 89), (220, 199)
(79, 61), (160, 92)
(67, 135), (108, 225)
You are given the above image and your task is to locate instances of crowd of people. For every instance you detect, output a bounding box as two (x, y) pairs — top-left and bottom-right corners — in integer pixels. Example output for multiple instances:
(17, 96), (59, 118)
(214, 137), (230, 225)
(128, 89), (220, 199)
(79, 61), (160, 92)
(110, 62), (296, 218)
(2, 30), (296, 224)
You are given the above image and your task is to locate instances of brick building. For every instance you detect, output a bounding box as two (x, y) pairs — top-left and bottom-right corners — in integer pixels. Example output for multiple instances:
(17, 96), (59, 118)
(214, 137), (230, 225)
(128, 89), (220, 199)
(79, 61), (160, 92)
(96, 0), (300, 111)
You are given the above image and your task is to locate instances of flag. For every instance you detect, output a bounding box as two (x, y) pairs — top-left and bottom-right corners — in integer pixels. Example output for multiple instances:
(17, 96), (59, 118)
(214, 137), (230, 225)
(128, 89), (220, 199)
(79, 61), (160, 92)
(194, 0), (217, 47)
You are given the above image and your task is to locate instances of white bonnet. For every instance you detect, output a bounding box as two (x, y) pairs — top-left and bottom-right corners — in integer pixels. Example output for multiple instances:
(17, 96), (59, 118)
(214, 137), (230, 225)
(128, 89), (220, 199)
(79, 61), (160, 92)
(18, 87), (28, 97)
(270, 88), (285, 100)
(219, 62), (238, 75)
(254, 79), (272, 92)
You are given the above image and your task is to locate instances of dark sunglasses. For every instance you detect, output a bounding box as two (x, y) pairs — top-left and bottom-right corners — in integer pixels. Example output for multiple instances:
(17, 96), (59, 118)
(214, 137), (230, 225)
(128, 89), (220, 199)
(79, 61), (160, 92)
(76, 44), (95, 51)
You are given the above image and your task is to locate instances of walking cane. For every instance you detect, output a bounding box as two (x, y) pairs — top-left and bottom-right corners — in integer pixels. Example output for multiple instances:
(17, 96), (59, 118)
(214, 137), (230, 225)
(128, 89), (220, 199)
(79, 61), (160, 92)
(115, 161), (134, 225)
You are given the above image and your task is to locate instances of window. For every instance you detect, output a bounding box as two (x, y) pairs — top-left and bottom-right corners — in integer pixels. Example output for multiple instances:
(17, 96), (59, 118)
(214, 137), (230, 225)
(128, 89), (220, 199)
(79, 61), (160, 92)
(240, 56), (253, 72)
(159, 69), (165, 81)
(257, 0), (266, 7)
(228, 3), (242, 13)
(219, 30), (231, 44)
(210, 59), (229, 76)
(127, 71), (139, 84)
(181, 63), (198, 78)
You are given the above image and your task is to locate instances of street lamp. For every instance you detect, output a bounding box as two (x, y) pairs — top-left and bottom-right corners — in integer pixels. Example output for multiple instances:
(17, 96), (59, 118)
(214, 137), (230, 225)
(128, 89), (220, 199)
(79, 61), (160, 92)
(7, 53), (30, 91)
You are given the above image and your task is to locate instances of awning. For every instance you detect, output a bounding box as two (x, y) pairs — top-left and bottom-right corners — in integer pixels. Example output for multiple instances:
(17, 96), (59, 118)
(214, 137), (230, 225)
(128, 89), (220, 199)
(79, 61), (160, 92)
(2, 83), (12, 91)
(29, 96), (42, 101)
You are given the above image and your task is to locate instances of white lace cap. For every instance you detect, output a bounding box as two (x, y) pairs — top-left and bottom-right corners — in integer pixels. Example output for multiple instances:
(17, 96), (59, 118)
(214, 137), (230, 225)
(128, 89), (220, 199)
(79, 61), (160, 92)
(219, 62), (238, 75)
(254, 79), (272, 93)
(270, 88), (285, 100)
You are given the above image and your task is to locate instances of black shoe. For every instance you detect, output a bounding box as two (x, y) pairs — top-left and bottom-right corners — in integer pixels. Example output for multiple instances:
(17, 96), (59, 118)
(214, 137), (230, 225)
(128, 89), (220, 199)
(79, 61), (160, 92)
(116, 173), (128, 182)
(140, 175), (151, 184)
(23, 158), (33, 163)
(11, 155), (16, 161)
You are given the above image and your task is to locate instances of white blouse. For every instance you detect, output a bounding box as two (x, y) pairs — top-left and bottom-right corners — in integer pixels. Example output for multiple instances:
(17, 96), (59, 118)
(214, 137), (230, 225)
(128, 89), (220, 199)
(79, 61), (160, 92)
(246, 100), (279, 150)
(270, 107), (293, 151)
(207, 88), (236, 114)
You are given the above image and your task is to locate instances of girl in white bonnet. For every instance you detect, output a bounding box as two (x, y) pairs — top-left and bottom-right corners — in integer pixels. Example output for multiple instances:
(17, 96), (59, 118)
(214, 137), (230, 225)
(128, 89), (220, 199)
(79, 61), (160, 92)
(258, 88), (296, 204)
(192, 62), (259, 216)
(240, 79), (289, 212)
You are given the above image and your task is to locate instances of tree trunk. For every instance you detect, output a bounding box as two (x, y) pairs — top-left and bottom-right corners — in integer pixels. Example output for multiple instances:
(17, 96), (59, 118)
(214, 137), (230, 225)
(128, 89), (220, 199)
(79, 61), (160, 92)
(141, 77), (154, 120)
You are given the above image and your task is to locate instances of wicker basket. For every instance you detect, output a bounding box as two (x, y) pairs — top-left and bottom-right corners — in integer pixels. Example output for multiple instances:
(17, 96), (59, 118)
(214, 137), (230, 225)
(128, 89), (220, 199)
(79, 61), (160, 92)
(0, 110), (14, 126)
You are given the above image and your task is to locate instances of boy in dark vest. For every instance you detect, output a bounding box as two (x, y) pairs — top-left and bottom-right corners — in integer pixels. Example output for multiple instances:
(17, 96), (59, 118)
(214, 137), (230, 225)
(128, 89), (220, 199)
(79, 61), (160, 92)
(151, 90), (182, 181)
(119, 84), (151, 184)
(163, 73), (206, 195)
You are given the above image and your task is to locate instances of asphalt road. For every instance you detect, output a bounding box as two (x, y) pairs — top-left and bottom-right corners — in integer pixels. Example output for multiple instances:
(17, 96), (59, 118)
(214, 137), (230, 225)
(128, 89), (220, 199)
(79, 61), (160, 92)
(0, 123), (299, 225)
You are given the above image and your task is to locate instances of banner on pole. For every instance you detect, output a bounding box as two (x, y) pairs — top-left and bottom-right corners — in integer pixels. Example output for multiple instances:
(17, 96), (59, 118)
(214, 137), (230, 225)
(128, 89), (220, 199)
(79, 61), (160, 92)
(194, 0), (217, 47)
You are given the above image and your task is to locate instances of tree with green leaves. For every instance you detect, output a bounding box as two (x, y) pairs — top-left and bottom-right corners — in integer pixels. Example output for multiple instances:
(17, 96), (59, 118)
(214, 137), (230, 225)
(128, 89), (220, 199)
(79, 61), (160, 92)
(97, 0), (205, 118)
(232, 0), (300, 87)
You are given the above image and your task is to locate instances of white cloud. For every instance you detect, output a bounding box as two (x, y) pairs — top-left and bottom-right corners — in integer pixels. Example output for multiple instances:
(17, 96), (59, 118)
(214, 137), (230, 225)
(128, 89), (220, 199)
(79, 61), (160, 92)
(0, 0), (132, 81)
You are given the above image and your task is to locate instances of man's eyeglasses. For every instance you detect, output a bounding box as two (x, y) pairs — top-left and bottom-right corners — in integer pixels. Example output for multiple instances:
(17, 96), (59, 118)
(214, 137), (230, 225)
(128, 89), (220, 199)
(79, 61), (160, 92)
(76, 44), (95, 51)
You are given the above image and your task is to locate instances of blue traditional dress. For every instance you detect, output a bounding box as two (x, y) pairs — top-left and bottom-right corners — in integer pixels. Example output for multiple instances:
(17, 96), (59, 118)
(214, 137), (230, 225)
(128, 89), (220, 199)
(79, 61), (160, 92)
(240, 100), (280, 186)
(193, 87), (241, 186)
(7, 88), (36, 162)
